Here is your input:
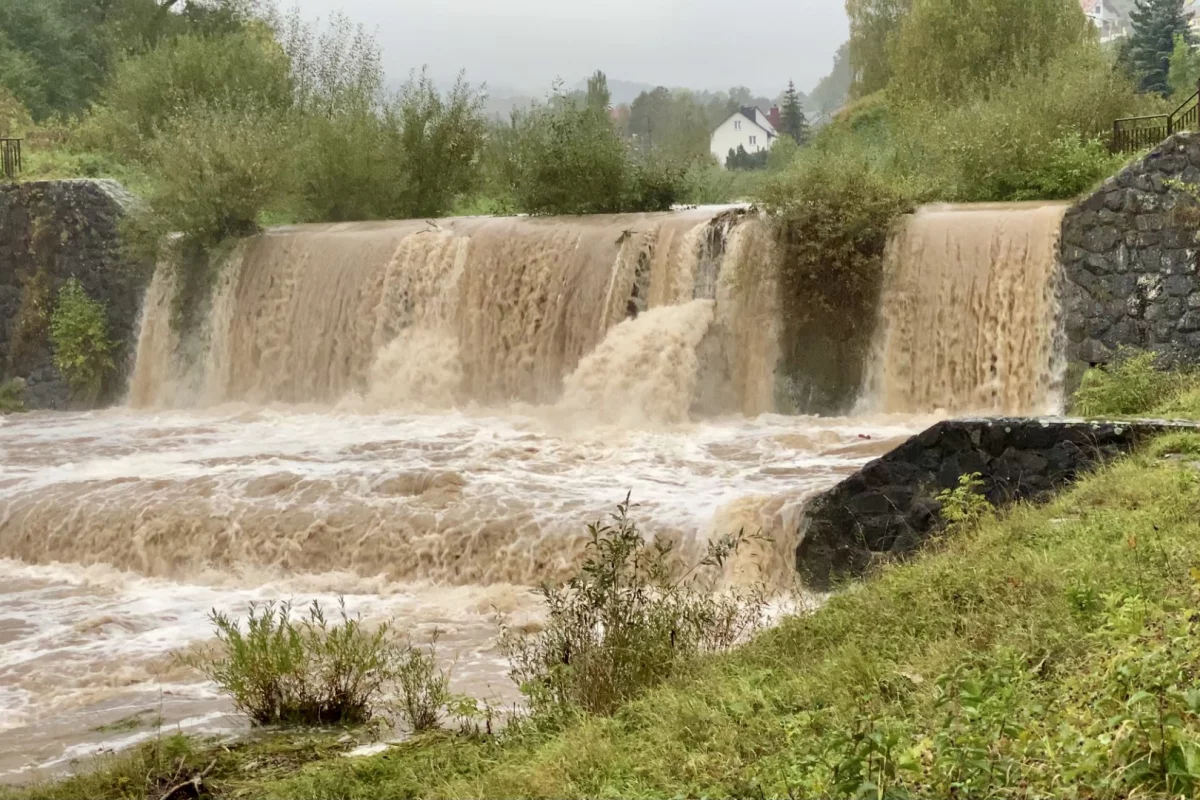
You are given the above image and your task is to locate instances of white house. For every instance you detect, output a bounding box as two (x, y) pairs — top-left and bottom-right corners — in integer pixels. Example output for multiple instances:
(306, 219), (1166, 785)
(1079, 0), (1129, 42)
(710, 106), (779, 167)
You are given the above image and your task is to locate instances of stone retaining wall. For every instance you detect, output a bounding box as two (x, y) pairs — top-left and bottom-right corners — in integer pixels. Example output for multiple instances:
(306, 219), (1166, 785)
(796, 418), (1200, 590)
(0, 180), (150, 409)
(1061, 132), (1200, 377)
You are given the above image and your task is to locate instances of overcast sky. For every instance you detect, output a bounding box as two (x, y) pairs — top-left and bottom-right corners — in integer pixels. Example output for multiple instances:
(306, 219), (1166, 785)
(281, 0), (849, 98)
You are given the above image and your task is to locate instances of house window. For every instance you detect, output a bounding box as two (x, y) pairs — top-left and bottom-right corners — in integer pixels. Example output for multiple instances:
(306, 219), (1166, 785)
(749, 135), (757, 145)
(734, 120), (741, 130)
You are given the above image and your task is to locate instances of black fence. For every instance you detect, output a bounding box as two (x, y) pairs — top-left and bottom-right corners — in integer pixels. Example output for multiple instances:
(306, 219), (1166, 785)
(0, 138), (20, 179)
(1113, 84), (1200, 153)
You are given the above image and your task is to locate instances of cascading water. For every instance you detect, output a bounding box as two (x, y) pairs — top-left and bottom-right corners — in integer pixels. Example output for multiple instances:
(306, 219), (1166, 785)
(0, 200), (1070, 778)
(862, 202), (1069, 415)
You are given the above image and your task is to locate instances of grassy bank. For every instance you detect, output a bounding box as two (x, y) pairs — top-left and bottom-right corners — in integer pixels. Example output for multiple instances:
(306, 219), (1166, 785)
(10, 424), (1200, 798)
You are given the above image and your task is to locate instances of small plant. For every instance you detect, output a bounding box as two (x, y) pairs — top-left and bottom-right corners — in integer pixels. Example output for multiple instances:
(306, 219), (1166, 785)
(1071, 348), (1189, 417)
(501, 496), (766, 719)
(183, 600), (438, 728)
(49, 277), (115, 401)
(937, 472), (992, 526)
(395, 632), (450, 733)
(0, 378), (24, 413)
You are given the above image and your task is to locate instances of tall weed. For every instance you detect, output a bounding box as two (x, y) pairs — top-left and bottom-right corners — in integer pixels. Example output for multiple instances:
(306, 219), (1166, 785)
(183, 600), (446, 729)
(501, 497), (766, 719)
(1071, 349), (1196, 417)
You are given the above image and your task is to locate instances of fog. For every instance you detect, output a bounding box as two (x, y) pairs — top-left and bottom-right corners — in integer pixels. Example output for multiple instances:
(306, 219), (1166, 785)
(281, 0), (848, 97)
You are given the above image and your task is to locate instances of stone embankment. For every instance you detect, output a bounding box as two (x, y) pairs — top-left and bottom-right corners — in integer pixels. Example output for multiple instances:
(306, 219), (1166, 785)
(1061, 132), (1200, 376)
(797, 417), (1200, 590)
(0, 179), (150, 408)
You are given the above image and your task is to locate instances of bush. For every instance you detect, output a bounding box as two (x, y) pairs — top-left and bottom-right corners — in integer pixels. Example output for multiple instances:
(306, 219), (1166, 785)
(907, 45), (1145, 201)
(759, 150), (916, 412)
(507, 93), (630, 215)
(82, 26), (292, 161)
(937, 472), (992, 525)
(501, 497), (765, 719)
(0, 377), (23, 412)
(183, 600), (449, 728)
(49, 277), (114, 400)
(1070, 349), (1195, 417)
(127, 102), (292, 254)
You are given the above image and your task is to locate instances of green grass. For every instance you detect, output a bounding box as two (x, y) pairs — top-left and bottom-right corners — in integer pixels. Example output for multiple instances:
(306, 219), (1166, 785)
(0, 378), (24, 413)
(10, 434), (1200, 799)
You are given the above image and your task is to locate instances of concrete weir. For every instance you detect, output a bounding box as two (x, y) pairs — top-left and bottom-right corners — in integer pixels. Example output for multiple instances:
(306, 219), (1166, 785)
(796, 417), (1200, 590)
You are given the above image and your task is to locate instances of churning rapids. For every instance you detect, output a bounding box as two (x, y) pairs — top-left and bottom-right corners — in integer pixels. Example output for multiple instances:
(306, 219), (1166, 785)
(0, 203), (1066, 779)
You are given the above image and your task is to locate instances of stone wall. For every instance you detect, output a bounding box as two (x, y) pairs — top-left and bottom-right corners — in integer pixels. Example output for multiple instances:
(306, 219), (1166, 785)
(0, 180), (150, 409)
(796, 417), (1200, 590)
(1061, 132), (1200, 377)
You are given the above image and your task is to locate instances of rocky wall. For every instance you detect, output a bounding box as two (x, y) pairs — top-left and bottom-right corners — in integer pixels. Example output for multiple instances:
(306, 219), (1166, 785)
(796, 417), (1200, 590)
(1061, 132), (1200, 378)
(0, 180), (150, 409)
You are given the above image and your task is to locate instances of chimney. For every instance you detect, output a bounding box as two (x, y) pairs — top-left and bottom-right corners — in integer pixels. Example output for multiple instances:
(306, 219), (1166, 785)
(768, 105), (781, 130)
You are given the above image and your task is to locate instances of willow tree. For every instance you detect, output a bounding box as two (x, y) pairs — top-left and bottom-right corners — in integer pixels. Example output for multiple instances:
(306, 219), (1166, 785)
(846, 0), (912, 98)
(888, 0), (1091, 105)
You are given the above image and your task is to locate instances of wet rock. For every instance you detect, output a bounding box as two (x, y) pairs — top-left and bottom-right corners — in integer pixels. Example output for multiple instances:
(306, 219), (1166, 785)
(796, 417), (1200, 590)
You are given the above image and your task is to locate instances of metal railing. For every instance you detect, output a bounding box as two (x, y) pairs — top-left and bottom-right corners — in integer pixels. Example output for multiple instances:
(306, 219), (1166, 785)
(0, 138), (20, 179)
(1113, 81), (1200, 153)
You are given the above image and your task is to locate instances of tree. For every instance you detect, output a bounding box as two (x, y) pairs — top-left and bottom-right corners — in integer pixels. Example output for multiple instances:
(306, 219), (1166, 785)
(1129, 0), (1193, 97)
(809, 43), (852, 118)
(586, 70), (611, 112)
(1168, 32), (1200, 97)
(846, 0), (914, 97)
(780, 81), (810, 144)
(890, 0), (1090, 105)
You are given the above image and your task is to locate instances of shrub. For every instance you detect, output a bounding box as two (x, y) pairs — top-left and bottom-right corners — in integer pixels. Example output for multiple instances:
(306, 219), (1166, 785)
(507, 92), (630, 215)
(501, 497), (766, 719)
(49, 277), (115, 400)
(127, 102), (292, 255)
(937, 472), (992, 525)
(1070, 349), (1193, 417)
(183, 600), (446, 728)
(0, 378), (23, 412)
(394, 634), (451, 733)
(389, 72), (487, 219)
(82, 26), (293, 161)
(759, 150), (916, 412)
(907, 45), (1144, 202)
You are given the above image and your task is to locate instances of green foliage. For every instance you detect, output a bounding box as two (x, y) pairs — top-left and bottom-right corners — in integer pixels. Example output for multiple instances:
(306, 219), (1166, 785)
(48, 277), (114, 400)
(779, 80), (810, 144)
(501, 497), (765, 720)
(1129, 0), (1193, 97)
(182, 599), (447, 728)
(1168, 33), (1200, 98)
(128, 102), (291, 252)
(389, 72), (487, 219)
(725, 144), (768, 171)
(937, 473), (992, 525)
(501, 89), (673, 215)
(0, 378), (24, 413)
(1071, 348), (1196, 417)
(676, 162), (765, 205)
(83, 25), (292, 160)
(394, 633), (451, 733)
(847, 0), (914, 97)
(890, 0), (1090, 106)
(809, 42), (852, 118)
(760, 149), (916, 411)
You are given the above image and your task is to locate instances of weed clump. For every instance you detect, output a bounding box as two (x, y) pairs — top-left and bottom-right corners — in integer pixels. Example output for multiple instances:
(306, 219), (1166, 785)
(502, 496), (766, 719)
(1071, 349), (1198, 417)
(183, 600), (448, 729)
(48, 277), (115, 402)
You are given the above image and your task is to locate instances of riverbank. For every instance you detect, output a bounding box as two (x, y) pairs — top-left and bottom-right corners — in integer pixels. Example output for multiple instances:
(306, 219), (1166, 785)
(9, 417), (1200, 799)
